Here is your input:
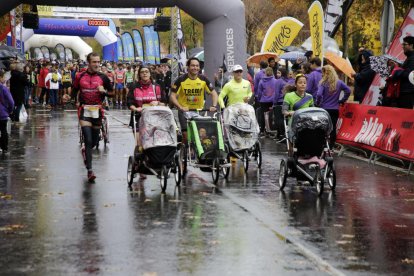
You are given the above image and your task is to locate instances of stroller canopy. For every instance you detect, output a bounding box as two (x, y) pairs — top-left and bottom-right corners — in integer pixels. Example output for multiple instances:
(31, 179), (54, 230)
(291, 107), (333, 136)
(139, 106), (177, 150)
(223, 103), (260, 151)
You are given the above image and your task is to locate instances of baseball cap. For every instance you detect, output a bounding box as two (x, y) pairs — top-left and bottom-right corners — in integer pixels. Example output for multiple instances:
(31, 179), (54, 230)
(232, 64), (243, 72)
(409, 71), (414, 85)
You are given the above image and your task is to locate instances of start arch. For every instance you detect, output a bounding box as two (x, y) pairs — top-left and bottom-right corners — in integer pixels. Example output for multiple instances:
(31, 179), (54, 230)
(2, 0), (246, 78)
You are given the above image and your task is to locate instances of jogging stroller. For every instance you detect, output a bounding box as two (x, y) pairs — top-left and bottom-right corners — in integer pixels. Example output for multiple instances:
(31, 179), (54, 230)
(181, 111), (229, 184)
(223, 103), (262, 172)
(127, 106), (181, 192)
(279, 107), (336, 196)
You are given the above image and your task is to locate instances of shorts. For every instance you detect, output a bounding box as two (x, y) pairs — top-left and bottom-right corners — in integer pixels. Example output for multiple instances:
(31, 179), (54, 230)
(178, 110), (187, 131)
(116, 83), (124, 90)
(62, 82), (71, 89)
(78, 105), (104, 126)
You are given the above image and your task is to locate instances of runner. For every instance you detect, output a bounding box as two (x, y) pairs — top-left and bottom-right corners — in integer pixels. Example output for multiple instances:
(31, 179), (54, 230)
(169, 57), (218, 143)
(61, 64), (72, 105)
(218, 64), (252, 108)
(114, 63), (125, 107)
(72, 52), (114, 182)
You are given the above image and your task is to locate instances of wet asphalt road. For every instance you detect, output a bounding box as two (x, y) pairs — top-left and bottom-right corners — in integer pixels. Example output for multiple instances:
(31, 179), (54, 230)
(1, 107), (414, 275)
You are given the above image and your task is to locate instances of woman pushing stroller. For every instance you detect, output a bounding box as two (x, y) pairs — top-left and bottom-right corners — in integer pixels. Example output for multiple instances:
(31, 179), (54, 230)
(127, 65), (166, 178)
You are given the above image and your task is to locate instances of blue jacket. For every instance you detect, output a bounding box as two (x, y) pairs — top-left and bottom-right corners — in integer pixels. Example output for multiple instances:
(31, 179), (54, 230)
(306, 68), (322, 98)
(257, 76), (277, 103)
(0, 84), (14, 120)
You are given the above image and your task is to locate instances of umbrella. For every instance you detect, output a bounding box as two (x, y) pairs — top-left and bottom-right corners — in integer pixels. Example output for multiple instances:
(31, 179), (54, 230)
(281, 46), (306, 53)
(279, 51), (305, 61)
(0, 61), (5, 70)
(0, 45), (25, 60)
(246, 52), (279, 65)
(324, 51), (355, 79)
(187, 47), (203, 57)
(369, 54), (403, 79)
(193, 51), (204, 62)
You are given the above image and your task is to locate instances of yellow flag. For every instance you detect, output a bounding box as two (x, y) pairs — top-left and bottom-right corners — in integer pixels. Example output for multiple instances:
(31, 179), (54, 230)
(308, 1), (324, 58)
(260, 17), (304, 55)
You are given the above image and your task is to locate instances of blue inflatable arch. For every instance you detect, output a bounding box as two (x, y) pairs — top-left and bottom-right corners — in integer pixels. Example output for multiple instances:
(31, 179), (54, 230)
(1, 0), (246, 77)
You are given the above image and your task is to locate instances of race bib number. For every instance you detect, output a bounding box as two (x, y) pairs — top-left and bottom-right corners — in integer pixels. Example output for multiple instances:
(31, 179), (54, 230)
(83, 105), (100, 119)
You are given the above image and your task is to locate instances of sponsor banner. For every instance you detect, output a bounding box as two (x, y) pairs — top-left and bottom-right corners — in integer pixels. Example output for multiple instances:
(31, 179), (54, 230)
(260, 17), (304, 55)
(150, 25), (160, 64)
(363, 8), (414, 105)
(132, 29), (144, 60)
(37, 6), (156, 19)
(308, 1), (325, 59)
(143, 25), (156, 64)
(337, 103), (414, 161)
(117, 37), (123, 61)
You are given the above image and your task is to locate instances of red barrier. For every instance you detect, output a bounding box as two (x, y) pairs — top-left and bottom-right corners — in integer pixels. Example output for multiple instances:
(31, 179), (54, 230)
(337, 103), (414, 162)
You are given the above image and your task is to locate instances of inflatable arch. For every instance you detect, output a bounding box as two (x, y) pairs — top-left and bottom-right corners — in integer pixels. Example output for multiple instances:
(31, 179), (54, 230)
(7, 18), (117, 60)
(1, 0), (246, 77)
(25, 34), (92, 60)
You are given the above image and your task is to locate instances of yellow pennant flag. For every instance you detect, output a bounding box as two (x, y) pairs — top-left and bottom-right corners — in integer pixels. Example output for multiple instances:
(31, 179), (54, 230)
(260, 17), (304, 55)
(308, 1), (324, 59)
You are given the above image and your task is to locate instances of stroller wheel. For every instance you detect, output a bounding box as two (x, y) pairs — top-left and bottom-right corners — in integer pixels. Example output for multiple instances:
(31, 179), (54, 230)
(179, 145), (187, 176)
(279, 159), (288, 190)
(243, 151), (249, 173)
(174, 155), (182, 186)
(212, 158), (220, 185)
(222, 154), (231, 179)
(314, 167), (324, 197)
(326, 164), (336, 190)
(127, 156), (135, 186)
(255, 143), (262, 168)
(160, 165), (168, 193)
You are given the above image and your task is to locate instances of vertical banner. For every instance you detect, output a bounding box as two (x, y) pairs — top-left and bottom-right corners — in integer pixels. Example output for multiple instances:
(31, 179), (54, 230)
(65, 48), (73, 61)
(132, 29), (144, 61)
(260, 17), (304, 54)
(150, 25), (161, 64)
(40, 46), (50, 60)
(324, 0), (354, 38)
(308, 1), (325, 59)
(122, 32), (135, 62)
(143, 25), (155, 64)
(176, 8), (187, 72)
(117, 37), (124, 62)
(33, 47), (44, 60)
(121, 33), (130, 61)
(363, 8), (414, 105)
(55, 43), (66, 62)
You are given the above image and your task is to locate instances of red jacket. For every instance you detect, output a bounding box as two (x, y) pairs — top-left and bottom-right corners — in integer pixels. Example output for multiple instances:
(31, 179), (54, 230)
(38, 67), (49, 88)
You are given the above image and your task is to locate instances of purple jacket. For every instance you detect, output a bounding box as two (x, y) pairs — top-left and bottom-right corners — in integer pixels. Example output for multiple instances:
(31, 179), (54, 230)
(316, 80), (351, 110)
(306, 68), (322, 98)
(0, 84), (15, 120)
(254, 69), (266, 97)
(257, 76), (277, 103)
(273, 78), (287, 104)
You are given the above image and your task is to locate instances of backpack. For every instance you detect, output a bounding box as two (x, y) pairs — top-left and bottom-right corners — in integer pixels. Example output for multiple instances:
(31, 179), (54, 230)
(385, 67), (402, 99)
(51, 73), (59, 83)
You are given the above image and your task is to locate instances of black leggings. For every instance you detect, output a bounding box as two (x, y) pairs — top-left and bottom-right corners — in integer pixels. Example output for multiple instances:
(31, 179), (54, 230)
(326, 109), (339, 148)
(0, 120), (8, 151)
(81, 126), (100, 170)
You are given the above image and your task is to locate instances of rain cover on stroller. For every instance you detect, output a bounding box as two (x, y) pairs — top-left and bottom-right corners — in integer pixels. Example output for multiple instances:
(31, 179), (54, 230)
(139, 106), (177, 150)
(223, 103), (260, 151)
(290, 107), (333, 139)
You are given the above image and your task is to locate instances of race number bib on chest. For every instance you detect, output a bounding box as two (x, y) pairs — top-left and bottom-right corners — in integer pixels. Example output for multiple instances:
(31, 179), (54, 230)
(83, 105), (100, 118)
